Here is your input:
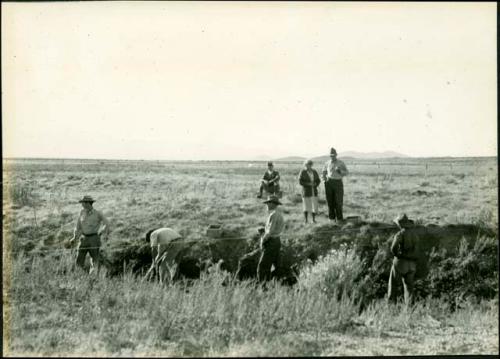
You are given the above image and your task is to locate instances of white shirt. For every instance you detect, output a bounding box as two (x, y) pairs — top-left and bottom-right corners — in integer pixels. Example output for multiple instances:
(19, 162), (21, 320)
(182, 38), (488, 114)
(264, 207), (285, 239)
(150, 228), (182, 248)
(322, 159), (348, 180)
(74, 208), (109, 237)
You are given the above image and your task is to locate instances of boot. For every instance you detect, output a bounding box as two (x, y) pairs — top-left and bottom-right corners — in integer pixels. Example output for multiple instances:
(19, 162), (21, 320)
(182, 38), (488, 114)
(304, 212), (308, 224)
(257, 184), (263, 198)
(312, 213), (317, 223)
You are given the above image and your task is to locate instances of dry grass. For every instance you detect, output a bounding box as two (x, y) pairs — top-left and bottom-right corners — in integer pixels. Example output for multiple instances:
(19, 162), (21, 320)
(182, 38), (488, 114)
(2, 157), (498, 356)
(4, 253), (498, 357)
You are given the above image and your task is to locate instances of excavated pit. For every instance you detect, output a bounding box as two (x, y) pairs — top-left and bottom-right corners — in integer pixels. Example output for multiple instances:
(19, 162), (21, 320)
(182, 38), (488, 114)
(104, 221), (497, 286)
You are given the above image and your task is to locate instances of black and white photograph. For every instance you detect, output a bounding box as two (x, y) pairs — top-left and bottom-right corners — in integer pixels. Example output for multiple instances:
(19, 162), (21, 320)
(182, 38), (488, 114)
(2, 1), (498, 356)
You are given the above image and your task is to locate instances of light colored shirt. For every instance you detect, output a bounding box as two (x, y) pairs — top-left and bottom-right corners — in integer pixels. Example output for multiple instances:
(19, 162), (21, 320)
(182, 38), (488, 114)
(307, 170), (314, 184)
(150, 228), (184, 263)
(322, 159), (348, 180)
(150, 228), (182, 248)
(74, 208), (110, 237)
(263, 208), (285, 239)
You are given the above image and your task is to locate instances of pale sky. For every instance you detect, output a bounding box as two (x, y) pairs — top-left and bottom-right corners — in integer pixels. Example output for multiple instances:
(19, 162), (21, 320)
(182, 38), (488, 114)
(2, 2), (497, 160)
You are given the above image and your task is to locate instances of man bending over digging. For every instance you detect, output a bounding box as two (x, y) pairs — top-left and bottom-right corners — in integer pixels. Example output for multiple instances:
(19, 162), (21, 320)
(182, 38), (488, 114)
(143, 227), (188, 284)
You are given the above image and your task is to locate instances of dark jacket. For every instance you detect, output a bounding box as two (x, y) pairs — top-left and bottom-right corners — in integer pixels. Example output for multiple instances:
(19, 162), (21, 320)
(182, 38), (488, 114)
(298, 168), (321, 197)
(390, 228), (420, 261)
(262, 170), (280, 190)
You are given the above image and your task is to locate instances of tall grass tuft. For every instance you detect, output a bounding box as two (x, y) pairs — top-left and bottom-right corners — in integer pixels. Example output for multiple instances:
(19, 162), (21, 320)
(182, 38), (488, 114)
(298, 245), (365, 301)
(8, 183), (37, 208)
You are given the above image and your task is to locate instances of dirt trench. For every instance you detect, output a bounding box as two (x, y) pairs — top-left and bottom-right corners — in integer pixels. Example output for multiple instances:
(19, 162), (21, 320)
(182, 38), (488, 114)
(104, 221), (496, 286)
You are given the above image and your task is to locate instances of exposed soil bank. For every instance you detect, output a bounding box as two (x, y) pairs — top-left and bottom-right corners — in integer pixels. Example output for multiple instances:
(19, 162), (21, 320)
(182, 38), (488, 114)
(102, 221), (497, 304)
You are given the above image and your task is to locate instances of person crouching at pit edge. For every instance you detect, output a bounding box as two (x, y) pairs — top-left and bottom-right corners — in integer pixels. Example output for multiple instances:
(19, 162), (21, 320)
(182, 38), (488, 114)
(257, 161), (281, 199)
(298, 159), (321, 224)
(257, 195), (285, 282)
(69, 195), (110, 275)
(388, 214), (421, 306)
(143, 227), (186, 284)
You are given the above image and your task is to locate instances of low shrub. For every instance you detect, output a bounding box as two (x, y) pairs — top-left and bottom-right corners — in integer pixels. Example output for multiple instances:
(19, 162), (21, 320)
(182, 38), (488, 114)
(298, 245), (365, 300)
(424, 236), (499, 306)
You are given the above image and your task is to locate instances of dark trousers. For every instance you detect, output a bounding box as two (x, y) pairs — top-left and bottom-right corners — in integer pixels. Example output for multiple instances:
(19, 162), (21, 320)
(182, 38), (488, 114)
(76, 234), (101, 272)
(259, 183), (279, 196)
(324, 179), (344, 220)
(257, 236), (281, 282)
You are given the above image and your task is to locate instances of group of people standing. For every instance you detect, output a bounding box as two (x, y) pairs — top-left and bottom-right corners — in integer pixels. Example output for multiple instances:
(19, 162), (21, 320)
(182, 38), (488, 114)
(69, 145), (418, 305)
(258, 147), (349, 224)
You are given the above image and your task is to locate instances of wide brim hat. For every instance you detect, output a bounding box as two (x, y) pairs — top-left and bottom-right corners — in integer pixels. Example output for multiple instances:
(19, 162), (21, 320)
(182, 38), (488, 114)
(393, 213), (414, 227)
(263, 195), (282, 205)
(78, 195), (95, 203)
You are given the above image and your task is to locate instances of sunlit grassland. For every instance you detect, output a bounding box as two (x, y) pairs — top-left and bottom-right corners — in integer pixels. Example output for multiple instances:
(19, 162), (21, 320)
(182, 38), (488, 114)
(6, 253), (498, 356)
(3, 157), (497, 247)
(2, 157), (498, 356)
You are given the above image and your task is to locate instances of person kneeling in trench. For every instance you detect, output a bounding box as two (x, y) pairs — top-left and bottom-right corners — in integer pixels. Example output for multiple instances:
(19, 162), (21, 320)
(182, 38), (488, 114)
(143, 227), (187, 284)
(388, 214), (420, 305)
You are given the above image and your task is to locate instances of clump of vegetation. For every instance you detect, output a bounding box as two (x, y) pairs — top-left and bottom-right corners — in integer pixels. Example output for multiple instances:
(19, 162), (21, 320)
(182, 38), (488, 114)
(5, 251), (498, 357)
(298, 245), (365, 300)
(424, 236), (499, 306)
(8, 183), (37, 208)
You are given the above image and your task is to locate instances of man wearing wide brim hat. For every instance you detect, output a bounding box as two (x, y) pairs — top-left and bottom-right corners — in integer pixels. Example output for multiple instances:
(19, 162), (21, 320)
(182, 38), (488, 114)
(78, 195), (95, 203)
(388, 213), (420, 305)
(70, 195), (110, 274)
(256, 195), (285, 281)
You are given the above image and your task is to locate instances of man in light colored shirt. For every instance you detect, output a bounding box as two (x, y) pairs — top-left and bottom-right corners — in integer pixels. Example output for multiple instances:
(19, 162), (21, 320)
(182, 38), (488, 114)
(322, 147), (349, 222)
(70, 195), (110, 273)
(257, 195), (285, 281)
(143, 227), (187, 284)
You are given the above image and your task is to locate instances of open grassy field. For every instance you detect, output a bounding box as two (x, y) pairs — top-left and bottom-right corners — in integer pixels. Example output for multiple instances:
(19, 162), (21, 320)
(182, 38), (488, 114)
(2, 157), (498, 356)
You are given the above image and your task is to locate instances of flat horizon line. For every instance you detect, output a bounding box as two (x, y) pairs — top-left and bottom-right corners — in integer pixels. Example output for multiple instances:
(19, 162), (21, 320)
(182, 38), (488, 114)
(2, 155), (498, 162)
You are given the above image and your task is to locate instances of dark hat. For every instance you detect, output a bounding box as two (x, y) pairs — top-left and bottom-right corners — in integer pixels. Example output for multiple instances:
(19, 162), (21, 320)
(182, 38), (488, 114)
(267, 161), (274, 166)
(330, 147), (337, 155)
(78, 195), (95, 203)
(393, 213), (414, 227)
(263, 195), (282, 205)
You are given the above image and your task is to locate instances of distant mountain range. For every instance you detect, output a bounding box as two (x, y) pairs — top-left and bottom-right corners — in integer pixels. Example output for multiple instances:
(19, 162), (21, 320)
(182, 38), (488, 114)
(269, 151), (410, 162)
